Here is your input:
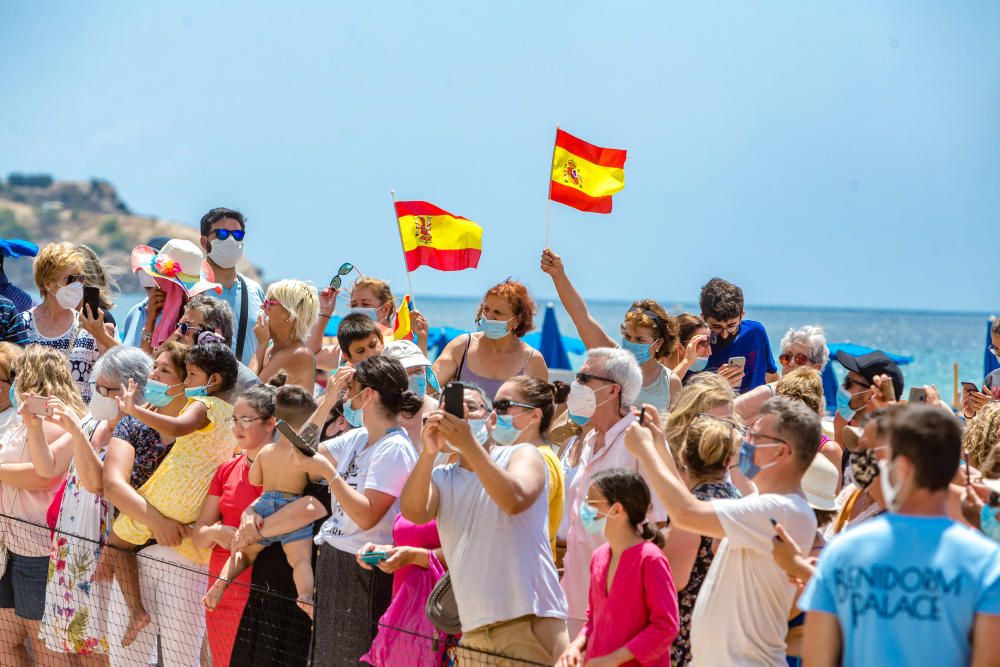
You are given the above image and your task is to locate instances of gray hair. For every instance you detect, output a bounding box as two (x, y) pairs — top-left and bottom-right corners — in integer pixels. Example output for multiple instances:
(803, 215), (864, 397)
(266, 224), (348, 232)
(587, 347), (642, 406)
(463, 382), (492, 411)
(759, 396), (821, 471)
(93, 346), (153, 403)
(186, 295), (235, 344)
(780, 325), (829, 368)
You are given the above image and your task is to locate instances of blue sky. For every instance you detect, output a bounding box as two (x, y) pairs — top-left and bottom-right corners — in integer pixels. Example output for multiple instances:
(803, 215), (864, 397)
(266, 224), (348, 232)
(1, 2), (998, 312)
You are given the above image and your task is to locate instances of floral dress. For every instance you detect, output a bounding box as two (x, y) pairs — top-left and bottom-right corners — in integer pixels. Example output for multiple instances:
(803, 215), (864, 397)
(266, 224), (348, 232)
(670, 480), (741, 667)
(41, 419), (113, 656)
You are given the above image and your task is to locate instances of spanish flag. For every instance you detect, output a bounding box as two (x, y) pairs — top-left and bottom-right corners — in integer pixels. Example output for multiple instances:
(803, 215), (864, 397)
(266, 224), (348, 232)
(393, 295), (414, 341)
(395, 201), (482, 272)
(549, 129), (627, 213)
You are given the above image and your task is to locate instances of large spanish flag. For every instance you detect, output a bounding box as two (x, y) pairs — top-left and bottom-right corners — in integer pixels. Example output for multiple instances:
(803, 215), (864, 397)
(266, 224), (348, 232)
(395, 201), (482, 272)
(549, 129), (627, 213)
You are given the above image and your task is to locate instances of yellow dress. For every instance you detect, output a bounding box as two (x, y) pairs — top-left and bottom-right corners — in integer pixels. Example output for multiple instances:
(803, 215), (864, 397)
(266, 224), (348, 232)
(113, 396), (236, 564)
(538, 444), (565, 561)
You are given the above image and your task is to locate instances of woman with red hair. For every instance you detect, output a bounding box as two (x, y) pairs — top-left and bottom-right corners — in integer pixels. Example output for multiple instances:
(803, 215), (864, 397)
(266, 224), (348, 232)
(433, 279), (548, 400)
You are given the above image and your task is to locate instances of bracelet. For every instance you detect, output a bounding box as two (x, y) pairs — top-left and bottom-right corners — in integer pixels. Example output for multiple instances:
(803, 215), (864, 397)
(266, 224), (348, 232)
(141, 332), (153, 342)
(318, 313), (333, 320)
(329, 468), (341, 483)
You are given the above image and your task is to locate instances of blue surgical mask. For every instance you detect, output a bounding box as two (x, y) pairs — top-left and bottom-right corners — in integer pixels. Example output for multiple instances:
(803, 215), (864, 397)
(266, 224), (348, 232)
(568, 412), (590, 427)
(981, 505), (1000, 543)
(408, 373), (427, 398)
(8, 386), (16, 411)
(690, 357), (710, 373)
(343, 390), (367, 428)
(836, 385), (859, 422)
(145, 379), (181, 408)
(579, 502), (607, 535)
(469, 418), (489, 445)
(477, 318), (511, 340)
(621, 337), (655, 365)
(490, 413), (523, 446)
(737, 439), (782, 480)
(184, 385), (208, 399)
(350, 307), (380, 322)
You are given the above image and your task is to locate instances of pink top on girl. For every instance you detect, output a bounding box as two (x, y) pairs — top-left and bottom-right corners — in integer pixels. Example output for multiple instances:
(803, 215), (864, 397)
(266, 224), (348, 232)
(582, 541), (679, 666)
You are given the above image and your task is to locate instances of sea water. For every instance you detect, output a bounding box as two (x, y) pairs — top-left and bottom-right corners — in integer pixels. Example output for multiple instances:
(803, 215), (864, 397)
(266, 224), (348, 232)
(108, 293), (995, 397)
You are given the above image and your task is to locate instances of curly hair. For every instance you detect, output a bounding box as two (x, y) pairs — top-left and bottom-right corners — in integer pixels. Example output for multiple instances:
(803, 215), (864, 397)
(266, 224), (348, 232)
(15, 345), (87, 417)
(622, 300), (679, 360)
(665, 373), (735, 459)
(775, 367), (825, 416)
(482, 279), (536, 338)
(963, 402), (1000, 468)
(699, 277), (744, 321)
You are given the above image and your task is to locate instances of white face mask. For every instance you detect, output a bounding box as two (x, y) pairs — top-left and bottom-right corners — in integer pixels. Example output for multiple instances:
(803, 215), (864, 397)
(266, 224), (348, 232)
(55, 282), (84, 310)
(567, 381), (598, 420)
(208, 237), (244, 269)
(878, 458), (904, 511)
(88, 391), (119, 422)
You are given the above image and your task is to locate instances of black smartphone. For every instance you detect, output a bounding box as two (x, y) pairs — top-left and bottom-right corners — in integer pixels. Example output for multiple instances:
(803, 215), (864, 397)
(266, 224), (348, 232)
(443, 382), (465, 418)
(83, 285), (101, 318)
(962, 381), (982, 394)
(276, 420), (317, 457)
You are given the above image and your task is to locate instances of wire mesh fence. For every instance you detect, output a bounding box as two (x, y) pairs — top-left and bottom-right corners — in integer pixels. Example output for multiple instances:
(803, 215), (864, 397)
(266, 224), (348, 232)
(0, 512), (552, 666)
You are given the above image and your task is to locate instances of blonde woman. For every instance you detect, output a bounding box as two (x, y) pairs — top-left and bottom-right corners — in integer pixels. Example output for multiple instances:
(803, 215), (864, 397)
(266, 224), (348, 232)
(76, 243), (121, 352)
(776, 367), (844, 484)
(0, 345), (86, 665)
(24, 242), (106, 402)
(664, 373), (736, 453)
(251, 279), (319, 391)
(964, 402), (1000, 469)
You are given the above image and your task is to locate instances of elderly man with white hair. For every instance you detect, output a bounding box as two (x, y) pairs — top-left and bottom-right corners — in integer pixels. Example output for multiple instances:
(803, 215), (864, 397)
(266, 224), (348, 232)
(735, 325), (830, 423)
(559, 347), (668, 636)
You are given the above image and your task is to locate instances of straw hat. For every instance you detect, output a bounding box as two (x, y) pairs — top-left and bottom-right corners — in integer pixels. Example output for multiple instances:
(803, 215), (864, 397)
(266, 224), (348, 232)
(802, 453), (839, 511)
(131, 239), (221, 297)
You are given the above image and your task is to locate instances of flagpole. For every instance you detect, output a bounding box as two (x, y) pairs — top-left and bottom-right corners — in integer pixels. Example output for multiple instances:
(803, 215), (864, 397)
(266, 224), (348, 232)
(390, 190), (418, 309)
(546, 123), (559, 249)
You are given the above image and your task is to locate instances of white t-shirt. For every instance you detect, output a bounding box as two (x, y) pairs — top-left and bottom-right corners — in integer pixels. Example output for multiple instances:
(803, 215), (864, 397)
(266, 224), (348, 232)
(690, 491), (817, 667)
(313, 427), (417, 554)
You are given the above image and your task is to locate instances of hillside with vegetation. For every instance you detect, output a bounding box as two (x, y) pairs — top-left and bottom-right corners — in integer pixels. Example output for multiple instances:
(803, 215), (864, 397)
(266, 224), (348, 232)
(0, 173), (263, 293)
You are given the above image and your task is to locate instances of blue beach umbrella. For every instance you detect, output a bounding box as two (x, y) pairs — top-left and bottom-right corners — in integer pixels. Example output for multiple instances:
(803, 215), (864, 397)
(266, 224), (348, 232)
(533, 303), (571, 370)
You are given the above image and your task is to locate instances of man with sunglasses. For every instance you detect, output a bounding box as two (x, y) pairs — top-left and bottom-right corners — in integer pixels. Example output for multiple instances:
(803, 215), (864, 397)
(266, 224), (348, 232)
(560, 348), (668, 637)
(199, 207), (265, 366)
(833, 349), (904, 444)
(626, 396), (820, 667)
(699, 277), (778, 394)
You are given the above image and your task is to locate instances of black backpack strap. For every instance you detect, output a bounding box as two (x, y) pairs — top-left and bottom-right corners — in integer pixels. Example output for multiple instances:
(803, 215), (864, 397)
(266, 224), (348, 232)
(235, 275), (249, 361)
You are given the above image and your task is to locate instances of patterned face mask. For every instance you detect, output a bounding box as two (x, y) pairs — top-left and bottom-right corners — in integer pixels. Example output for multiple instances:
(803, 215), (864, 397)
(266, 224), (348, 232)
(850, 448), (881, 488)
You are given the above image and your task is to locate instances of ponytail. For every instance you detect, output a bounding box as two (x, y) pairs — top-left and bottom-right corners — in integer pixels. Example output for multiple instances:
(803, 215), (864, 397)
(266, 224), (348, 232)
(639, 521), (665, 548)
(590, 469), (661, 545)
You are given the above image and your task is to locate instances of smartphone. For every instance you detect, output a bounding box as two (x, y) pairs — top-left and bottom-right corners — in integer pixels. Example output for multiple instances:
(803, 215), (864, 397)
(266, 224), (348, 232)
(360, 551), (389, 565)
(276, 420), (317, 457)
(25, 395), (52, 417)
(83, 286), (101, 319)
(962, 381), (982, 395)
(728, 356), (746, 370)
(443, 382), (465, 419)
(908, 387), (927, 404)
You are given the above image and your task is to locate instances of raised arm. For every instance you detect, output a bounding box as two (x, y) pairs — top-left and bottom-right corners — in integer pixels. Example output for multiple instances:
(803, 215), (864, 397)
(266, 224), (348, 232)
(23, 407), (74, 479)
(118, 382), (209, 439)
(308, 287), (340, 354)
(540, 249), (615, 350)
(400, 423), (443, 525)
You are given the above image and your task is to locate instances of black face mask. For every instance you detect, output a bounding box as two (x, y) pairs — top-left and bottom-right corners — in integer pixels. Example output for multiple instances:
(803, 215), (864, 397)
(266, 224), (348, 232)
(712, 328), (739, 350)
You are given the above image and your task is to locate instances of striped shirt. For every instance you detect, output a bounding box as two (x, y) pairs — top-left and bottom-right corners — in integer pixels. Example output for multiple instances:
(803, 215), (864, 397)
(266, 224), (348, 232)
(0, 297), (27, 346)
(0, 273), (34, 314)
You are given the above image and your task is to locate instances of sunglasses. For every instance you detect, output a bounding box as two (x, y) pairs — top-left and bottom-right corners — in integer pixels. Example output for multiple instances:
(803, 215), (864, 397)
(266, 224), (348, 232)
(779, 352), (813, 366)
(175, 322), (209, 337)
(329, 262), (364, 290)
(212, 229), (245, 242)
(262, 299), (281, 311)
(492, 399), (535, 416)
(842, 376), (871, 391)
(63, 274), (85, 286)
(576, 372), (616, 385)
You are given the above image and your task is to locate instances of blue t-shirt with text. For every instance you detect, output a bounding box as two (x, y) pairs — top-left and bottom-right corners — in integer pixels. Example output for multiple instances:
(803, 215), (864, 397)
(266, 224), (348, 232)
(799, 514), (1000, 667)
(705, 319), (776, 394)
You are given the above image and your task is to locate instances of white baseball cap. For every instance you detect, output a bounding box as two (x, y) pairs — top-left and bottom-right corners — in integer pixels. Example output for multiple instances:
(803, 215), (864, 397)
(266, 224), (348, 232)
(382, 339), (431, 369)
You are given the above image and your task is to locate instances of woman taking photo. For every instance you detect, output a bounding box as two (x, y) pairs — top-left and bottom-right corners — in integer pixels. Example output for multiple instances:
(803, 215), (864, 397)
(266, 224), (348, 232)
(250, 279), (319, 391)
(0, 345), (85, 665)
(23, 242), (104, 401)
(433, 279), (548, 401)
(291, 355), (420, 666)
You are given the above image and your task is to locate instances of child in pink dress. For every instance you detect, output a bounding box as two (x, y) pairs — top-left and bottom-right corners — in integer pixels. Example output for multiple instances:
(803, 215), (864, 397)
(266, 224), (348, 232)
(557, 469), (679, 667)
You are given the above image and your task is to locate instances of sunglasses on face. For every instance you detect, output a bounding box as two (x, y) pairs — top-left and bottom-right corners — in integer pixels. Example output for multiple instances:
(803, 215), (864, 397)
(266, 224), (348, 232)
(492, 399), (535, 416)
(842, 376), (871, 391)
(63, 274), (85, 286)
(576, 372), (616, 385)
(212, 229), (245, 242)
(779, 352), (813, 366)
(329, 262), (363, 290)
(175, 322), (208, 337)
(262, 299), (281, 311)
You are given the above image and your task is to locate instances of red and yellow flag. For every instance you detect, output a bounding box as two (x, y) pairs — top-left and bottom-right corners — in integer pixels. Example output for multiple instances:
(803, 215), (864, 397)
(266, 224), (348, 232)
(395, 201), (482, 272)
(549, 129), (627, 213)
(393, 294), (414, 341)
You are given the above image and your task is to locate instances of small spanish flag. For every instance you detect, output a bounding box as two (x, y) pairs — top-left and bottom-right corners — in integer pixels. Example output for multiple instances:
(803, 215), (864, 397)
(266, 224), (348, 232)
(393, 295), (414, 341)
(549, 129), (627, 214)
(395, 201), (482, 272)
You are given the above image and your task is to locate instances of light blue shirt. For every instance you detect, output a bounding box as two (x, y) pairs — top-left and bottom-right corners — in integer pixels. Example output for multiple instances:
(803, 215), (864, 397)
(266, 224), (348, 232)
(799, 514), (1000, 666)
(120, 299), (149, 347)
(218, 273), (265, 365)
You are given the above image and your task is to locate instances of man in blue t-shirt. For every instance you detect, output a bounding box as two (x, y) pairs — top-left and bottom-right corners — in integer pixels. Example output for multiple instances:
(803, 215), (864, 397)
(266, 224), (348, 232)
(799, 405), (1000, 666)
(699, 277), (777, 394)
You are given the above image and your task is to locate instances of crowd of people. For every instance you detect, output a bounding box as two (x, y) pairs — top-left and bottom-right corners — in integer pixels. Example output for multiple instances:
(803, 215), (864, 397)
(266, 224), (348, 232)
(0, 206), (996, 667)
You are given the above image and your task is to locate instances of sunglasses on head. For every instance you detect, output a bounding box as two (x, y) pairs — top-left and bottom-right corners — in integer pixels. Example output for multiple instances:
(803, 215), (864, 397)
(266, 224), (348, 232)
(212, 229), (245, 242)
(63, 274), (85, 286)
(492, 399), (535, 416)
(779, 352), (813, 366)
(576, 372), (616, 385)
(329, 262), (363, 290)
